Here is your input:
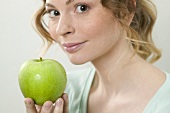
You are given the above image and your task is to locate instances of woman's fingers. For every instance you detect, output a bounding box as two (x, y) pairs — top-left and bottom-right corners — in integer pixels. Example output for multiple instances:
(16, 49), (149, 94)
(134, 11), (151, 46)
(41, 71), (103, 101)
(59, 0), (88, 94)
(40, 101), (54, 113)
(24, 98), (37, 113)
(53, 93), (69, 113)
(54, 98), (64, 113)
(24, 93), (69, 113)
(62, 93), (69, 113)
(35, 105), (42, 113)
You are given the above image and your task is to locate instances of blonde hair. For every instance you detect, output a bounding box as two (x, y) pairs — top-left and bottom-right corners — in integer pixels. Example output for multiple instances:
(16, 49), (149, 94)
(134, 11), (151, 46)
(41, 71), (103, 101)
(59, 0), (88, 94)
(32, 0), (161, 63)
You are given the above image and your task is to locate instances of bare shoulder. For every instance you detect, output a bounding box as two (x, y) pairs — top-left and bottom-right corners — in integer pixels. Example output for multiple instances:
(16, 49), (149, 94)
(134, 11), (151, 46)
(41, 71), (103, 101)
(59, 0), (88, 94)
(143, 62), (166, 83)
(125, 61), (167, 112)
(133, 61), (167, 96)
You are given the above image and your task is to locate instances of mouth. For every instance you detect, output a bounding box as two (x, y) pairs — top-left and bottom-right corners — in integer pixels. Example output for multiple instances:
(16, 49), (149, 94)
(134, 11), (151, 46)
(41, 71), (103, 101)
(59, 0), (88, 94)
(62, 41), (87, 53)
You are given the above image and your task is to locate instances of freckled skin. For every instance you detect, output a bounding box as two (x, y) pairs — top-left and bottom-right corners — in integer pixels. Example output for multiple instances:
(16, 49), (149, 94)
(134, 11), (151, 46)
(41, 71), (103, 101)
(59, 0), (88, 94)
(47, 0), (122, 65)
(18, 59), (67, 105)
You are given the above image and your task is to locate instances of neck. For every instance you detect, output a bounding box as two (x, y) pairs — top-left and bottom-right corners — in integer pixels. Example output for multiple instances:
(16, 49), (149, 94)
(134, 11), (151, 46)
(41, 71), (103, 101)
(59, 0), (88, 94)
(91, 38), (142, 96)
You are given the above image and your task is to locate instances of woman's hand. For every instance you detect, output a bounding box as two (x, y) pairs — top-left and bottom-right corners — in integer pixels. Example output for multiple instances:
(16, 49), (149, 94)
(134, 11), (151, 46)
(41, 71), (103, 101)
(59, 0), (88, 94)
(24, 93), (69, 113)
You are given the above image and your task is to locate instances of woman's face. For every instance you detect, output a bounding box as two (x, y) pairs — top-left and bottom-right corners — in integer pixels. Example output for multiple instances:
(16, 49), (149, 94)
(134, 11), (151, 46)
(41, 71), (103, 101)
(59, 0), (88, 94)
(46, 0), (124, 64)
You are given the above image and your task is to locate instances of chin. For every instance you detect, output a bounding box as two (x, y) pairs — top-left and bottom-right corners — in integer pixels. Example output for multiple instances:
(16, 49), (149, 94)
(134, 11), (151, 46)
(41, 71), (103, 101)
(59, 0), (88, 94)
(70, 59), (88, 65)
(68, 56), (89, 65)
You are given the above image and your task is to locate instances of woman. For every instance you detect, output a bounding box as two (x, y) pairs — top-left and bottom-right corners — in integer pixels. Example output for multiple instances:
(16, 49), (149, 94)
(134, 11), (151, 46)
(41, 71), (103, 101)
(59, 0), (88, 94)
(24, 0), (170, 113)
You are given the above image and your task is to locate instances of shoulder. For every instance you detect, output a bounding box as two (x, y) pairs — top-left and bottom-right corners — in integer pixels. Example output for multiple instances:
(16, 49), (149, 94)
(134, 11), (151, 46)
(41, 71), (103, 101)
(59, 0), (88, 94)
(144, 71), (170, 113)
(157, 72), (170, 112)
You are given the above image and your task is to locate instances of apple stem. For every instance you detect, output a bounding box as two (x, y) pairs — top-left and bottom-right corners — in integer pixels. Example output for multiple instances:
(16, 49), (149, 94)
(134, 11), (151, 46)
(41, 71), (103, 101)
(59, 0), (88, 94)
(40, 57), (42, 61)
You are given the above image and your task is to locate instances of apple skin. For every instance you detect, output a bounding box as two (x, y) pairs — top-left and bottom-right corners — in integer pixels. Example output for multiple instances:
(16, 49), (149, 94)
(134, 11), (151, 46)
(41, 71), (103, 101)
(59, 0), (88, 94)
(18, 58), (67, 105)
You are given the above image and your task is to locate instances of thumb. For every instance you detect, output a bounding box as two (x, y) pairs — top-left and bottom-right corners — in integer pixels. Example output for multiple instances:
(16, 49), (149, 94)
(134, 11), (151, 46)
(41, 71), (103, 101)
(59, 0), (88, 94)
(24, 98), (37, 113)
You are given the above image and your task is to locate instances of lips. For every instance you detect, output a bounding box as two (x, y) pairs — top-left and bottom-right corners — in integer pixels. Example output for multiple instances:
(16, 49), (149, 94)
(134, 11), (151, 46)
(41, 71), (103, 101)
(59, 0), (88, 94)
(62, 41), (86, 53)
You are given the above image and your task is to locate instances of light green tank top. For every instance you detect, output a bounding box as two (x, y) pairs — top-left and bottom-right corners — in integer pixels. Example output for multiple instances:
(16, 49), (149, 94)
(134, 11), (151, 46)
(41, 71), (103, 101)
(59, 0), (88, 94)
(65, 67), (170, 113)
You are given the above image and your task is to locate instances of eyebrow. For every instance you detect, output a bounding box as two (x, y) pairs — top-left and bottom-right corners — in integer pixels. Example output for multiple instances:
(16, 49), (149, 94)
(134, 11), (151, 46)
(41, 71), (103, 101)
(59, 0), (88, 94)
(45, 0), (74, 7)
(65, 0), (74, 5)
(45, 3), (56, 8)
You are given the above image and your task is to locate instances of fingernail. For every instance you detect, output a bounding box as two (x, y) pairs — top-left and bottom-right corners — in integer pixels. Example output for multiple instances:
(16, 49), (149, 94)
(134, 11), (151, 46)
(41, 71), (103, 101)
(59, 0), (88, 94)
(56, 98), (62, 107)
(24, 98), (31, 106)
(44, 102), (52, 110)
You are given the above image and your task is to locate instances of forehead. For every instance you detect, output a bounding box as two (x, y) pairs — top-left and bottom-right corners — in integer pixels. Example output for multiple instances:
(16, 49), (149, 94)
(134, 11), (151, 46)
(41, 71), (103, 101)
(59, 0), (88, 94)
(45, 0), (102, 8)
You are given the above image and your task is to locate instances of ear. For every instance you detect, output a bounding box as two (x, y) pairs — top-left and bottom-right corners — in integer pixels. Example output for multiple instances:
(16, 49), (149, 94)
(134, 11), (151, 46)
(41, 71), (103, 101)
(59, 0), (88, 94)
(127, 13), (135, 26)
(132, 0), (136, 8)
(127, 0), (136, 26)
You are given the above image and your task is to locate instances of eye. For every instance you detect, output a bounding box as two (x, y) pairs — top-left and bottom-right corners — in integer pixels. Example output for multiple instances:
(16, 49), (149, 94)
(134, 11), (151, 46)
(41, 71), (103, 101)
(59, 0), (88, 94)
(75, 4), (89, 13)
(47, 10), (60, 17)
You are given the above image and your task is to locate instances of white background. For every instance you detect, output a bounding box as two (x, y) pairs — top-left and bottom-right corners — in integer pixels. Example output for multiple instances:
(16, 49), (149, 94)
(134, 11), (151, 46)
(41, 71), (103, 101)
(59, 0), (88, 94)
(0, 0), (169, 112)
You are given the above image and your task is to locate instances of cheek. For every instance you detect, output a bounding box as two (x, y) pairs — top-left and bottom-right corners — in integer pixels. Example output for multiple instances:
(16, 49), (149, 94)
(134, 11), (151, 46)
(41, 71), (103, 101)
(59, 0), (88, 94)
(79, 17), (105, 38)
(48, 21), (58, 41)
(77, 11), (119, 41)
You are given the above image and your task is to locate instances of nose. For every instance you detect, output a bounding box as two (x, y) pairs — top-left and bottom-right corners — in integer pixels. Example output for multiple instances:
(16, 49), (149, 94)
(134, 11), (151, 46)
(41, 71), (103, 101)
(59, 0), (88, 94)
(56, 15), (75, 37)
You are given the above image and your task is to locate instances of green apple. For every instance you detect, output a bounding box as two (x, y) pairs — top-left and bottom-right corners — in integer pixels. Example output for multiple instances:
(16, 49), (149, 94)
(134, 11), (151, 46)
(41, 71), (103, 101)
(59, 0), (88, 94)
(18, 58), (67, 105)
